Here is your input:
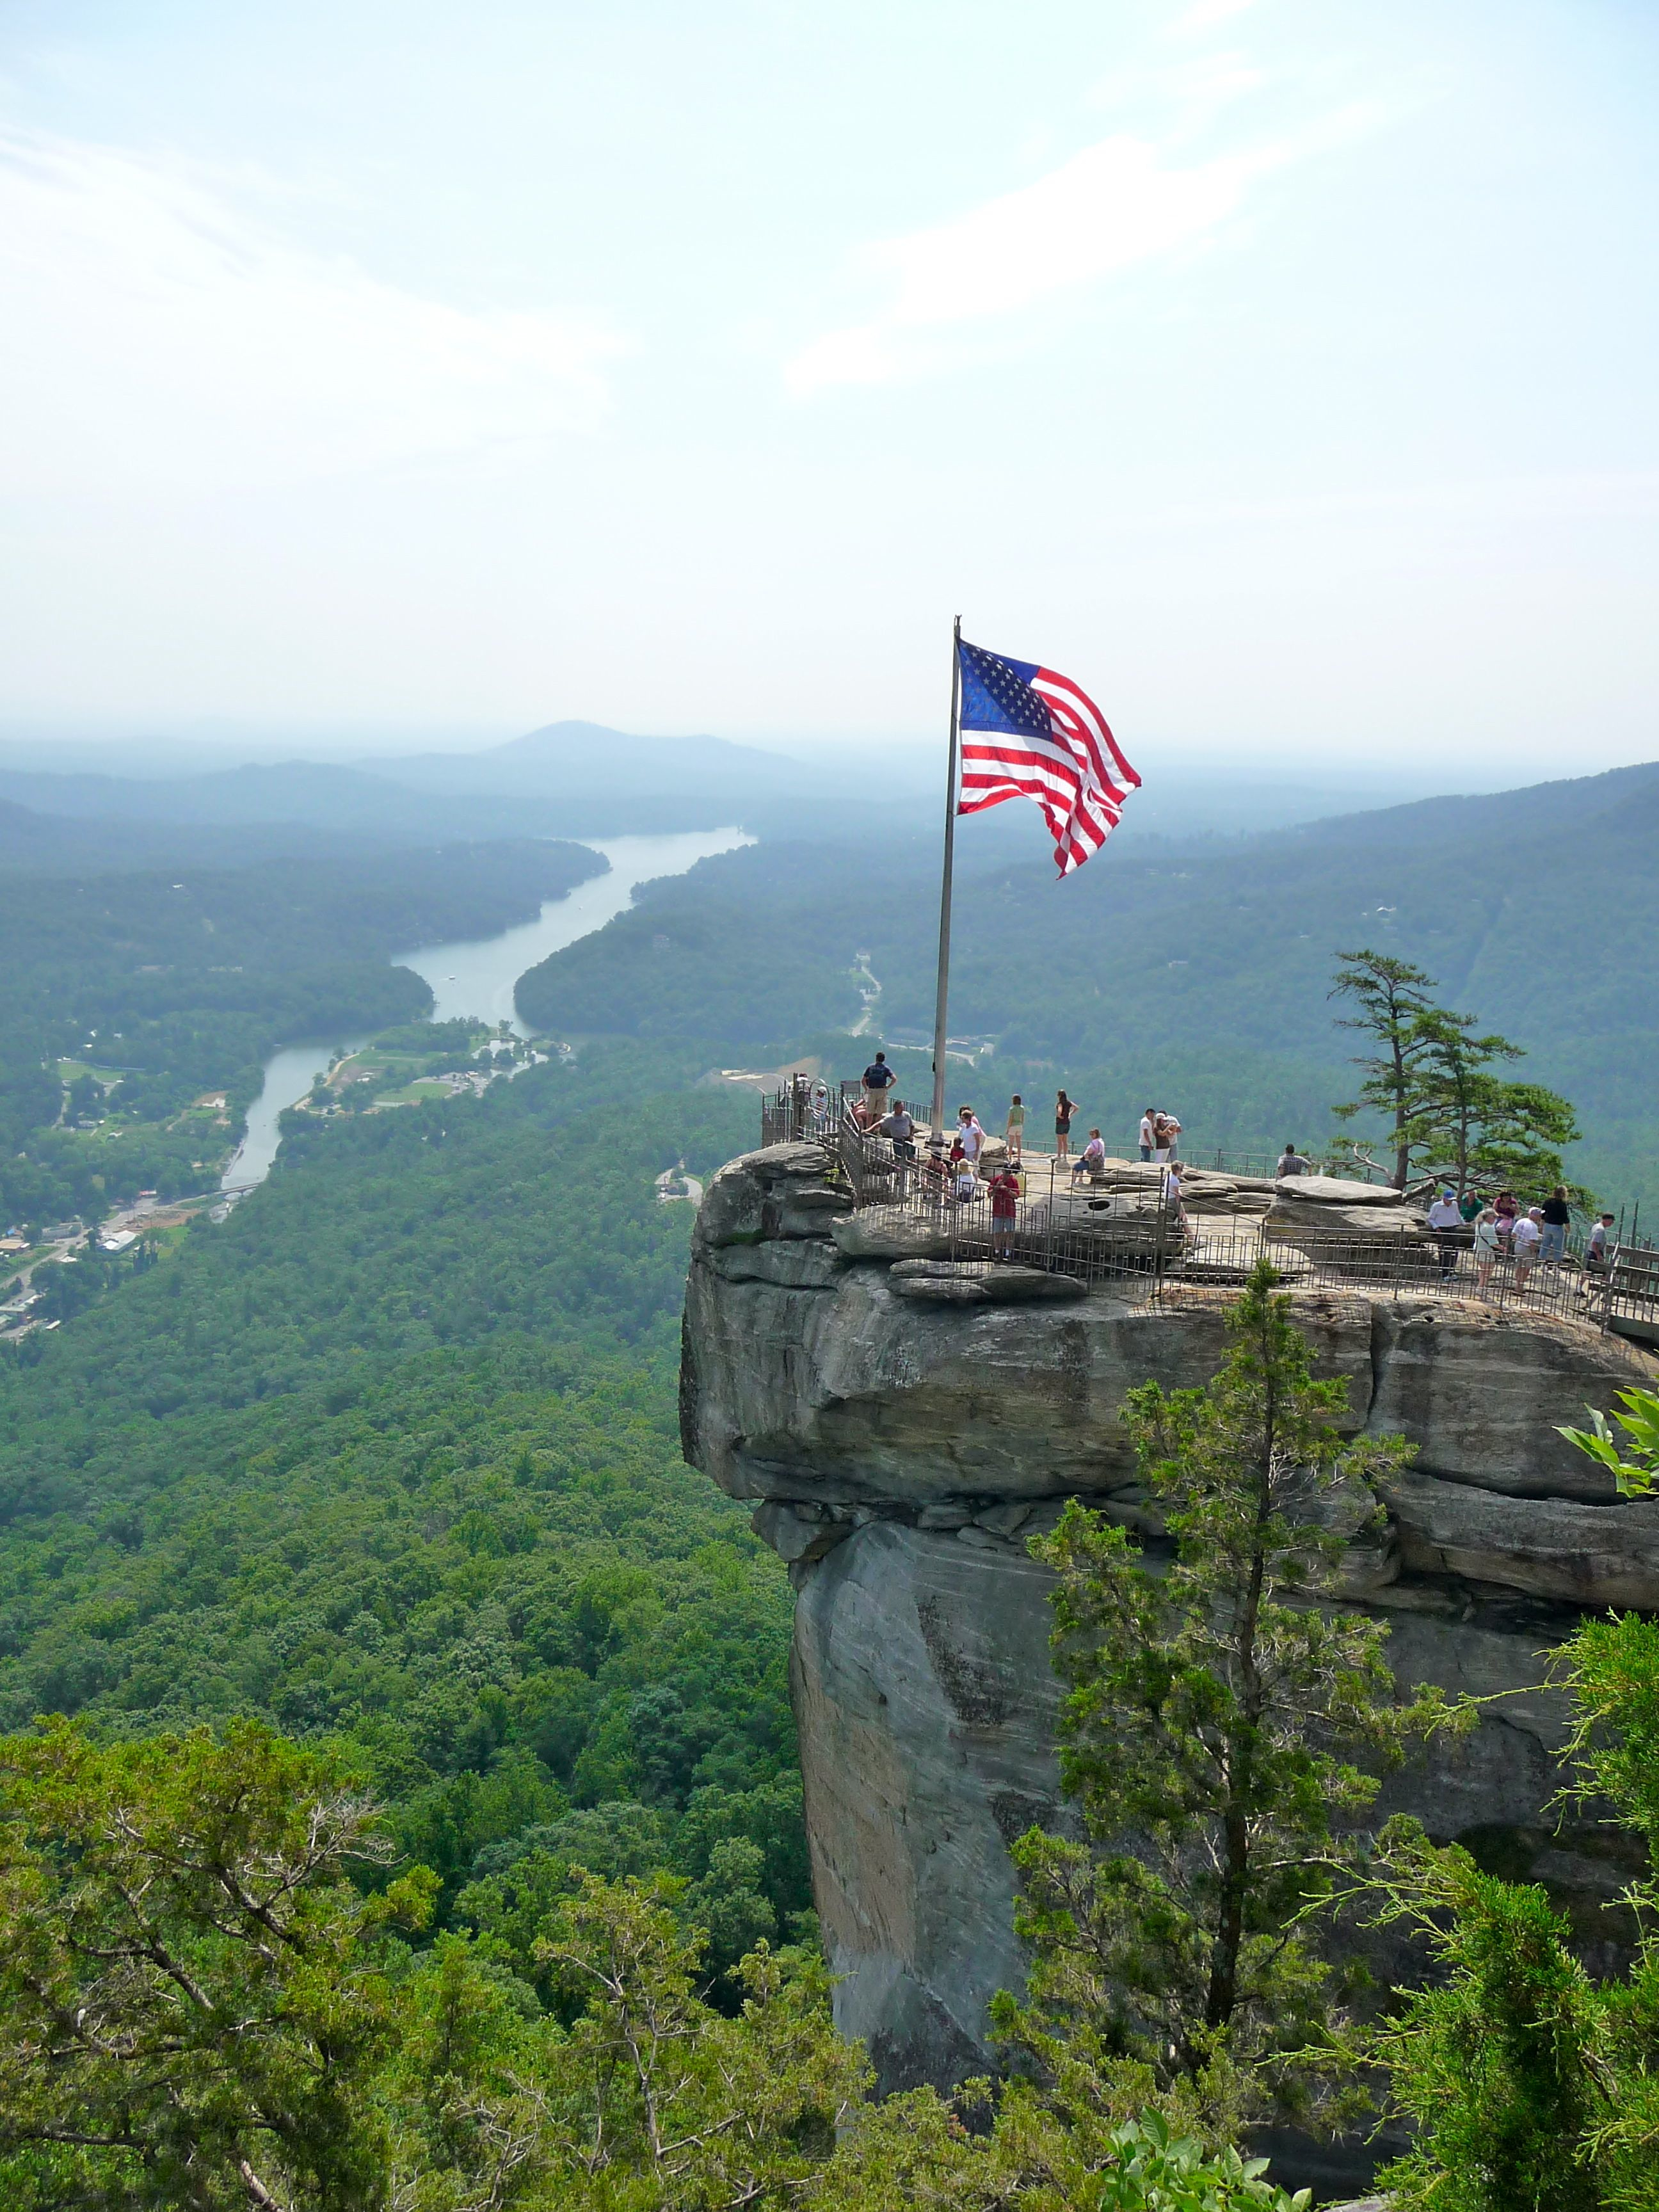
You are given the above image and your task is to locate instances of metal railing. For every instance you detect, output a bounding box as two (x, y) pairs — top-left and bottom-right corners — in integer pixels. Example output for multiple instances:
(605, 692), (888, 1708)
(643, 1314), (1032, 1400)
(758, 1084), (1658, 1353)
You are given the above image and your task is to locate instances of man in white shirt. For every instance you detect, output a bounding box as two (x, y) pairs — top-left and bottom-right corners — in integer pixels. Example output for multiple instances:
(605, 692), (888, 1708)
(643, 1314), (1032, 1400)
(956, 1107), (985, 1172)
(1276, 1144), (1313, 1178)
(1512, 1208), (1543, 1291)
(1427, 1187), (1462, 1279)
(1139, 1109), (1157, 1162)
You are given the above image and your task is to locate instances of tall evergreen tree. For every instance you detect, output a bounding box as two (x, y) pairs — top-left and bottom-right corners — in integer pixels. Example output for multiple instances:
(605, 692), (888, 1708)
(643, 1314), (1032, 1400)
(996, 1262), (1465, 2140)
(1328, 950), (1439, 1188)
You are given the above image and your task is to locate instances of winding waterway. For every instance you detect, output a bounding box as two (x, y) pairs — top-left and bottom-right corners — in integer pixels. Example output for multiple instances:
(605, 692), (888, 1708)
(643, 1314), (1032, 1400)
(222, 828), (751, 1190)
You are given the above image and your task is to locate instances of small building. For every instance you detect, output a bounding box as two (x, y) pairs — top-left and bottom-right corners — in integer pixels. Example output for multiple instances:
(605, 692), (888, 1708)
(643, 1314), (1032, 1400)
(99, 1230), (139, 1254)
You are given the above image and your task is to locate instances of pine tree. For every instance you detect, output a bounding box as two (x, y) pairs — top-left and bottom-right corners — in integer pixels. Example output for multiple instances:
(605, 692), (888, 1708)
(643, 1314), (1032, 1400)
(996, 1261), (1466, 2139)
(1328, 950), (1439, 1189)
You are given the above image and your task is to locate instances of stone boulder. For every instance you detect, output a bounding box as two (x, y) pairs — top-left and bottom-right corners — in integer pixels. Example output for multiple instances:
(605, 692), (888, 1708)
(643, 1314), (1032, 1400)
(888, 1261), (1088, 1305)
(696, 1142), (847, 1250)
(830, 1212), (953, 1263)
(1267, 1200), (1429, 1237)
(1276, 1174), (1410, 1206)
(1382, 1468), (1659, 1607)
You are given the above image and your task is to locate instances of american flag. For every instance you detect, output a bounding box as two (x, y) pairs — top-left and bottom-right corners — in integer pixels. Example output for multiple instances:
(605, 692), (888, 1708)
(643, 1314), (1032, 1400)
(956, 637), (1139, 875)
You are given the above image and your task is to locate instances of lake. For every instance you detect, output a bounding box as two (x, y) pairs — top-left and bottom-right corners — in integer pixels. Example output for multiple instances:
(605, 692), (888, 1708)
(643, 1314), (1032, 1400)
(223, 827), (751, 1190)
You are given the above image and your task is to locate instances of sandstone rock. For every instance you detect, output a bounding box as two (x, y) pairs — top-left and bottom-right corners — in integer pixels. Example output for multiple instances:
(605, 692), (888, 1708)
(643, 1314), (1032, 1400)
(751, 1500), (854, 1566)
(1368, 1302), (1631, 1500)
(681, 1167), (1659, 2129)
(1267, 1201), (1428, 1235)
(709, 1238), (842, 1289)
(791, 1523), (1071, 2093)
(1276, 1174), (1409, 1206)
(888, 1262), (1086, 1303)
(830, 1212), (954, 1262)
(1382, 1468), (1659, 1608)
(784, 1515), (1600, 2104)
(696, 1143), (837, 1249)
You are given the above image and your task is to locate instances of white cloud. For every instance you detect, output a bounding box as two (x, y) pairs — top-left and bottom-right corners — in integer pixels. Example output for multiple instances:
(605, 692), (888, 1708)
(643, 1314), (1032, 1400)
(786, 132), (1292, 394)
(0, 129), (625, 495)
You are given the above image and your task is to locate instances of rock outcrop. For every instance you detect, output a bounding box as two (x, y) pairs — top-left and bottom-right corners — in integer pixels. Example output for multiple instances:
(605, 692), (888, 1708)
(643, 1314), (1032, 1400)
(680, 1142), (1656, 2117)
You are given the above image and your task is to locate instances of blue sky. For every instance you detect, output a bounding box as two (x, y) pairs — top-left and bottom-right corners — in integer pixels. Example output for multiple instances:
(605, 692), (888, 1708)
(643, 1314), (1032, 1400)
(0, 0), (1654, 780)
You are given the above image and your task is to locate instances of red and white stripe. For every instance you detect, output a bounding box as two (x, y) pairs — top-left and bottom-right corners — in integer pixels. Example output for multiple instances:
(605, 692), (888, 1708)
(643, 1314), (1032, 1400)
(958, 668), (1139, 877)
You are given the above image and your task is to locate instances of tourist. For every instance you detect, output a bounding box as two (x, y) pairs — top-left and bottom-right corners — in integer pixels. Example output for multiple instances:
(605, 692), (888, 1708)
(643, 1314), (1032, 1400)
(1427, 1187), (1462, 1279)
(1139, 1107), (1157, 1162)
(1071, 1128), (1107, 1184)
(1276, 1142), (1313, 1178)
(1473, 1206), (1502, 1298)
(879, 1098), (915, 1195)
(1512, 1207), (1543, 1292)
(1005, 1094), (1025, 1165)
(1540, 1185), (1572, 1267)
(956, 1106), (985, 1176)
(862, 1051), (895, 1118)
(1162, 1159), (1187, 1224)
(1459, 1189), (1486, 1224)
(952, 1149), (978, 1205)
(1493, 1189), (1518, 1248)
(1587, 1213), (1617, 1274)
(1055, 1089), (1075, 1164)
(1153, 1110), (1182, 1165)
(988, 1163), (1021, 1258)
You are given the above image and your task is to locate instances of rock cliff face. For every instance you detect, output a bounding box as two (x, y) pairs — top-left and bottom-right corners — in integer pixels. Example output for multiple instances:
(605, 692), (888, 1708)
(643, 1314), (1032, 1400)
(681, 1142), (1657, 2098)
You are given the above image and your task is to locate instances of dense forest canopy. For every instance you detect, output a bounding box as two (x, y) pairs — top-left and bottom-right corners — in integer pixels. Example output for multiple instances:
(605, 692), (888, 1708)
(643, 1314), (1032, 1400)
(0, 838), (604, 1225)
(0, 1044), (808, 1941)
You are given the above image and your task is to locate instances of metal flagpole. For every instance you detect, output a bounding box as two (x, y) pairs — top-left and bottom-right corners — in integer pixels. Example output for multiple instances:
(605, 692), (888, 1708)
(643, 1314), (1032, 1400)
(929, 616), (962, 1142)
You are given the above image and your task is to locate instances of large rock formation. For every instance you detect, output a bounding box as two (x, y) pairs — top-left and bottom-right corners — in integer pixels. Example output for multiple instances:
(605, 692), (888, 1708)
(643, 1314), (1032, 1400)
(681, 1142), (1656, 2110)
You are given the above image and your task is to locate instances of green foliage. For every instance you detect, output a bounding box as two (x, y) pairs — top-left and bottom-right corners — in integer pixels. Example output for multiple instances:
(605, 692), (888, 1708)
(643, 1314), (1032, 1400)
(1406, 1009), (1579, 1196)
(1002, 1261), (1465, 2138)
(0, 1719), (1335, 2209)
(1093, 2115), (1311, 2211)
(0, 1718), (431, 2210)
(1559, 1384), (1659, 1498)
(1369, 1818), (1605, 2212)
(0, 1053), (808, 1946)
(1368, 1612), (1659, 2208)
(0, 838), (602, 1224)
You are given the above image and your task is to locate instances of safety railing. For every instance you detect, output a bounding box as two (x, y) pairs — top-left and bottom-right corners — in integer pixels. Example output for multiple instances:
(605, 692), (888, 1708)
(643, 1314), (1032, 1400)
(758, 1084), (1658, 1352)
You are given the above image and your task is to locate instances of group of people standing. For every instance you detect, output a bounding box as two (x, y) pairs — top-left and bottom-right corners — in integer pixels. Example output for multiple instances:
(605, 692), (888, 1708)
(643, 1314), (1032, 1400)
(1425, 1182), (1615, 1299)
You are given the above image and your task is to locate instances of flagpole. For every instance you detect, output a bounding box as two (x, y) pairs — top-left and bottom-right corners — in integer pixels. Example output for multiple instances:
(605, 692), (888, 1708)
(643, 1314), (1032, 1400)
(929, 616), (962, 1142)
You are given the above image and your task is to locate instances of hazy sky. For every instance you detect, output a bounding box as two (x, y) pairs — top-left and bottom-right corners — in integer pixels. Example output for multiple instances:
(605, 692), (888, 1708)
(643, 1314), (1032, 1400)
(1, 0), (1655, 776)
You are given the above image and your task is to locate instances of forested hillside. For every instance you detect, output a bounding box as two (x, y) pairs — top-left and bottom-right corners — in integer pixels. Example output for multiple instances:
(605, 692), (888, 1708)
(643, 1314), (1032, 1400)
(0, 838), (605, 1225)
(0, 1045), (808, 1943)
(517, 764), (1659, 1205)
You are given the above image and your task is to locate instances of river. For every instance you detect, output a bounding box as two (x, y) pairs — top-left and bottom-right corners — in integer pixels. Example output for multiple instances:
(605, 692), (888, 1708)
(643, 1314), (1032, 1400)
(222, 828), (751, 1190)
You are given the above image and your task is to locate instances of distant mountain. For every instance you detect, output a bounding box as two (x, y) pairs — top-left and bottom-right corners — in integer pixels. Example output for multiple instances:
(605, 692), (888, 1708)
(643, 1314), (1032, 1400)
(0, 797), (392, 874)
(0, 739), (906, 846)
(0, 760), (682, 844)
(1273, 760), (1659, 853)
(368, 719), (889, 805)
